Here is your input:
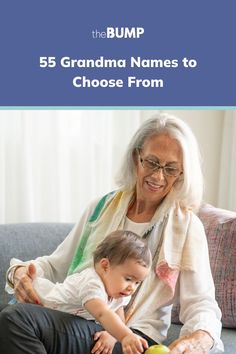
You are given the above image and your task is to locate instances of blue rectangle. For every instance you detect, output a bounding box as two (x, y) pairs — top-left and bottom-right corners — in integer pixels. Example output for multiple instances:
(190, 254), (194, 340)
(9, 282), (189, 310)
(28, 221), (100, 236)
(0, 1), (235, 106)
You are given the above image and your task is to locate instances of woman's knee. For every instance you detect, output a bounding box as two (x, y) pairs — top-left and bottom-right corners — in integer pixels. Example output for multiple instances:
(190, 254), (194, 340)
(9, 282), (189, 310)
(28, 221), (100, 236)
(0, 305), (10, 328)
(0, 305), (24, 330)
(0, 303), (39, 332)
(0, 304), (8, 312)
(0, 304), (24, 335)
(0, 304), (48, 354)
(0, 304), (18, 323)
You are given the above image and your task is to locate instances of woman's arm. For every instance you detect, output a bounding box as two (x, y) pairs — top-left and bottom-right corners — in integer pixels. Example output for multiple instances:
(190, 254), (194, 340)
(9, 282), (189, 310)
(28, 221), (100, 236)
(5, 199), (99, 303)
(170, 214), (224, 353)
(12, 263), (42, 304)
(169, 330), (214, 354)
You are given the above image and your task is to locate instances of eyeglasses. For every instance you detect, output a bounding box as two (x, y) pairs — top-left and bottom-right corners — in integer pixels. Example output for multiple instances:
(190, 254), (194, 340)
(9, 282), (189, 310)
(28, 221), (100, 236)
(140, 157), (182, 177)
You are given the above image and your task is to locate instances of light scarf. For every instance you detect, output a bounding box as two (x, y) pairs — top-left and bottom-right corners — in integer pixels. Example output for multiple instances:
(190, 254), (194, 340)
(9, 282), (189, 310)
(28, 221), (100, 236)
(68, 189), (199, 294)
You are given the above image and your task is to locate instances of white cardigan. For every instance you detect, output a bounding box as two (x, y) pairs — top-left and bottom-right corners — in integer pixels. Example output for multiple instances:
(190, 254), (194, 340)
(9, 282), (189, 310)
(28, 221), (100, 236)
(6, 197), (224, 353)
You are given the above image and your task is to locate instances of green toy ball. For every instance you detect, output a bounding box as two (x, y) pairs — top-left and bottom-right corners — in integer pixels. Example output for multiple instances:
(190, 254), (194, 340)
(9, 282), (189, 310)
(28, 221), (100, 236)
(145, 344), (170, 354)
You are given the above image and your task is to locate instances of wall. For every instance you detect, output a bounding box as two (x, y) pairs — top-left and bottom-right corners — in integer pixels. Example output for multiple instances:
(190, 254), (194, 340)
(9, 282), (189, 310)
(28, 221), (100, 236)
(141, 110), (224, 206)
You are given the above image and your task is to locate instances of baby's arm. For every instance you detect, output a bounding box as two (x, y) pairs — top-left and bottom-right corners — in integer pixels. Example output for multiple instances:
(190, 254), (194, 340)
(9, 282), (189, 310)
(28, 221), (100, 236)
(85, 299), (148, 354)
(116, 306), (125, 322)
(91, 307), (125, 354)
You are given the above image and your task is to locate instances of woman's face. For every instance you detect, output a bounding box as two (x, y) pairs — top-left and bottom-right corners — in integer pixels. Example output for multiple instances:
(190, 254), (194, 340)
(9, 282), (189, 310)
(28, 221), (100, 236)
(135, 134), (183, 206)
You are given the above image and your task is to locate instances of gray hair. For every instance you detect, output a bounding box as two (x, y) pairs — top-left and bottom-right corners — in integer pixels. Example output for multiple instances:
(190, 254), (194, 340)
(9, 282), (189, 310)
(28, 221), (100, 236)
(116, 113), (203, 210)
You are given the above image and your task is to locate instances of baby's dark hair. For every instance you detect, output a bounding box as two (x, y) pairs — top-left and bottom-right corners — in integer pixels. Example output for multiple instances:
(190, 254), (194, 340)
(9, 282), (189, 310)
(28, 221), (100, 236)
(93, 230), (152, 268)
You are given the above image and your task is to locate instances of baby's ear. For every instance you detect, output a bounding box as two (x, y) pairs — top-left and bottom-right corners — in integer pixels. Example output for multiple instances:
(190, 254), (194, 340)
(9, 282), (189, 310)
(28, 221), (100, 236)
(99, 258), (110, 272)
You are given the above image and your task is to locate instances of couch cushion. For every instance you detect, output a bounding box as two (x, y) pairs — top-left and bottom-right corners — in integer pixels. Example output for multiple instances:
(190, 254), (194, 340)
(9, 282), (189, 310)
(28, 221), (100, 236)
(172, 204), (236, 328)
(0, 223), (74, 302)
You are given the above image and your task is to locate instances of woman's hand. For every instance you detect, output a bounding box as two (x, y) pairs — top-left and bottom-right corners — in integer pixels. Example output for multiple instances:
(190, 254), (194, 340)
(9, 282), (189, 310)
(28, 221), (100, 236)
(13, 263), (42, 305)
(122, 333), (148, 354)
(169, 330), (214, 354)
(91, 331), (117, 354)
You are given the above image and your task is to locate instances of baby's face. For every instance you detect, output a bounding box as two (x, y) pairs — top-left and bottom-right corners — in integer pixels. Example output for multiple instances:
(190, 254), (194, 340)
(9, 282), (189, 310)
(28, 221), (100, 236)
(103, 258), (150, 299)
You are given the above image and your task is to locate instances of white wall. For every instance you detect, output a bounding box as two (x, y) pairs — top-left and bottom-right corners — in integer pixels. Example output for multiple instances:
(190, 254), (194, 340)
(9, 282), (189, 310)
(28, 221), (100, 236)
(141, 110), (224, 206)
(0, 109), (232, 223)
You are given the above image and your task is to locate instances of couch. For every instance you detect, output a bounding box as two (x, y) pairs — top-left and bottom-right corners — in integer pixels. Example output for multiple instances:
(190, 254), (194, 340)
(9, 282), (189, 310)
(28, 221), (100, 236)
(0, 204), (235, 353)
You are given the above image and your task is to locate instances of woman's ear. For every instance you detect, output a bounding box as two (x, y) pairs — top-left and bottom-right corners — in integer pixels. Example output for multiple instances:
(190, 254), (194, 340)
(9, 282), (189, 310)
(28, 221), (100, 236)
(132, 148), (139, 165)
(174, 171), (184, 187)
(99, 258), (110, 272)
(178, 171), (184, 181)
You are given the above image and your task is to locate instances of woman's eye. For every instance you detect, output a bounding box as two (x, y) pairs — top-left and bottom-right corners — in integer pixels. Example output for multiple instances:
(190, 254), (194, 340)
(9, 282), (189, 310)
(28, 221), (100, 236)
(165, 167), (174, 173)
(146, 160), (157, 168)
(165, 167), (178, 175)
(149, 160), (157, 166)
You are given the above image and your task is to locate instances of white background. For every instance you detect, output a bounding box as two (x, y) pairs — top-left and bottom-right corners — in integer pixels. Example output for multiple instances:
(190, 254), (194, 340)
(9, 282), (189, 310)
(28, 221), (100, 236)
(0, 109), (235, 223)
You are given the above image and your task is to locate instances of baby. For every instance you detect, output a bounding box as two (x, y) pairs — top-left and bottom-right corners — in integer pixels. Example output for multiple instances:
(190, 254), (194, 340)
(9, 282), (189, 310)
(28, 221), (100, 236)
(33, 230), (152, 354)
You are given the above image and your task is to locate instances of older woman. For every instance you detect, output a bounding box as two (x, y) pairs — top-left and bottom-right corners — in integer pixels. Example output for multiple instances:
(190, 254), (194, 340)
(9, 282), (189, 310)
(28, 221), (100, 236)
(0, 114), (223, 354)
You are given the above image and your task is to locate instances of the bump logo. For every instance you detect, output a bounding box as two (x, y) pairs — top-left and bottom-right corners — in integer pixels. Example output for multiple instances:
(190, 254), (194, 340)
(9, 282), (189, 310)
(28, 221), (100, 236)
(92, 27), (144, 39)
(107, 27), (144, 38)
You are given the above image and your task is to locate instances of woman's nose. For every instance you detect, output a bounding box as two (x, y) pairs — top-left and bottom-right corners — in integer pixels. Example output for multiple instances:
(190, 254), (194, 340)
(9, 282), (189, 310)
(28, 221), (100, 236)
(152, 167), (165, 179)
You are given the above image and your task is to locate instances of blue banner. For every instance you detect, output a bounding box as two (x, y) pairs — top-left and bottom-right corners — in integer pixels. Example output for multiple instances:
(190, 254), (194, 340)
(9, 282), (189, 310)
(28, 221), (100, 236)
(0, 1), (235, 106)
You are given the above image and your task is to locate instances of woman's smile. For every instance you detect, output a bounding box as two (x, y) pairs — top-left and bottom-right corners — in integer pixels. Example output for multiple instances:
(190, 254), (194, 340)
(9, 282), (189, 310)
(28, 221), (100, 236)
(145, 179), (165, 192)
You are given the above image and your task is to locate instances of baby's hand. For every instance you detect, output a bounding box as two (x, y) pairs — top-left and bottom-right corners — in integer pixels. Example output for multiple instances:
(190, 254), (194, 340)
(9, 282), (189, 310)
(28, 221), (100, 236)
(91, 331), (117, 354)
(122, 333), (148, 354)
